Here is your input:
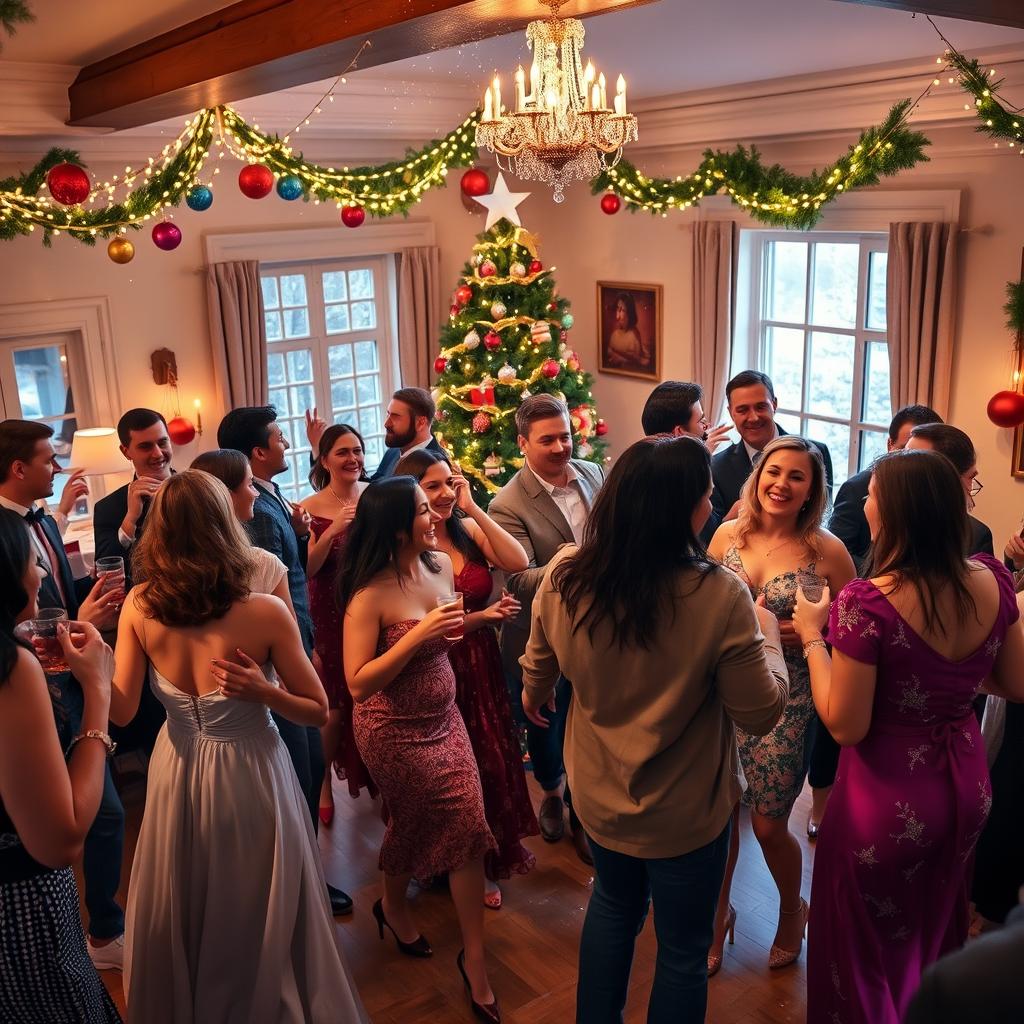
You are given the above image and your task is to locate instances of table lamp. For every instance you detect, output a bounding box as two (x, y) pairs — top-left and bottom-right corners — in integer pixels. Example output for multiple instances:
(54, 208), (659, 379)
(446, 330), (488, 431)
(68, 427), (127, 514)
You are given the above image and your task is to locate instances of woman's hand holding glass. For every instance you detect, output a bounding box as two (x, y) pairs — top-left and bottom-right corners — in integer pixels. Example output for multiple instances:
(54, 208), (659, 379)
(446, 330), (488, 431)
(793, 583), (831, 643)
(482, 590), (521, 623)
(57, 621), (114, 693)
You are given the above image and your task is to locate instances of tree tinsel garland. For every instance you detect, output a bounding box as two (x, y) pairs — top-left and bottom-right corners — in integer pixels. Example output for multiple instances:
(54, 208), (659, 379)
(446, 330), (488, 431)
(0, 0), (33, 48)
(944, 46), (1023, 153)
(591, 99), (930, 229)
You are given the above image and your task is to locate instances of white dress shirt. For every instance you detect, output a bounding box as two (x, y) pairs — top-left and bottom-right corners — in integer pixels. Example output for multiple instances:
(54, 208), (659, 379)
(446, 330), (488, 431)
(531, 462), (588, 544)
(0, 495), (54, 571)
(743, 423), (779, 467)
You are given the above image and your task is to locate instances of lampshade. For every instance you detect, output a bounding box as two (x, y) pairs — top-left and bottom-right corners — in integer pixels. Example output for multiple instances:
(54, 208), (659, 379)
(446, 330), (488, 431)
(69, 428), (125, 476)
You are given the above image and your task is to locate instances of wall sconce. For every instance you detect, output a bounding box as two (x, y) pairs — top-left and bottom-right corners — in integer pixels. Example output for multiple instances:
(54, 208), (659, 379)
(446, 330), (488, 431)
(151, 347), (203, 445)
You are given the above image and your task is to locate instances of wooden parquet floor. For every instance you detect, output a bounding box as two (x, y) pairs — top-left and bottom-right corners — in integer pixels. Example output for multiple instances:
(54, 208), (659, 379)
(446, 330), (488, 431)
(97, 772), (815, 1022)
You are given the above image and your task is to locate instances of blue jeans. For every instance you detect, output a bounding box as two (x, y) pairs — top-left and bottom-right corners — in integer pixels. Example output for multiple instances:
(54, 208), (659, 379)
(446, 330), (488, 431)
(519, 674), (580, 831)
(577, 823), (731, 1024)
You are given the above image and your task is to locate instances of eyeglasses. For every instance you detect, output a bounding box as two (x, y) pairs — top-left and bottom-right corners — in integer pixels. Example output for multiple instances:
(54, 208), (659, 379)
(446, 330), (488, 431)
(968, 478), (983, 498)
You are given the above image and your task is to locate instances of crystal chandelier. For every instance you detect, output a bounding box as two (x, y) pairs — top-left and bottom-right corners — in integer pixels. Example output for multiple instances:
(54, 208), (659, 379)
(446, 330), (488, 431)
(474, 0), (638, 203)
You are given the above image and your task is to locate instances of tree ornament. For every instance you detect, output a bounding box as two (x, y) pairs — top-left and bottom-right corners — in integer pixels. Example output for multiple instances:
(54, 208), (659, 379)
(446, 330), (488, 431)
(460, 167), (490, 197)
(166, 416), (197, 445)
(528, 259), (543, 274)
(521, 388), (532, 400)
(542, 359), (560, 379)
(497, 363), (517, 382)
(431, 387), (442, 404)
(435, 408), (448, 422)
(484, 331), (502, 351)
(151, 220), (182, 251)
(479, 259), (497, 278)
(471, 380), (496, 406)
(595, 418), (608, 437)
(455, 284), (473, 306)
(463, 330), (481, 349)
(276, 175), (304, 201)
(600, 193), (622, 215)
(548, 301), (558, 312)
(986, 390), (1024, 428)
(472, 253), (484, 267)
(238, 163), (274, 199)
(490, 301), (507, 320)
(530, 321), (552, 345)
(578, 440), (594, 458)
(185, 184), (214, 211)
(449, 304), (459, 318)
(472, 411), (492, 434)
(341, 204), (365, 228)
(434, 356), (447, 374)
(561, 312), (575, 330)
(567, 353), (580, 372)
(509, 262), (527, 279)
(570, 405), (594, 436)
(46, 163), (90, 206)
(483, 453), (502, 477)
(106, 237), (135, 264)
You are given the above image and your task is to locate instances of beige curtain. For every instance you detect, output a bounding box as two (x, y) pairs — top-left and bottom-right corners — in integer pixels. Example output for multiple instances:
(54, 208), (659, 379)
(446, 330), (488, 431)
(886, 222), (958, 418)
(397, 246), (441, 388)
(205, 260), (268, 408)
(692, 221), (736, 422)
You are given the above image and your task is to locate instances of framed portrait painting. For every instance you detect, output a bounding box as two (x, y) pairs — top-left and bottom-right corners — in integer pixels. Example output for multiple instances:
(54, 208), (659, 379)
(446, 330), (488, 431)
(597, 281), (662, 381)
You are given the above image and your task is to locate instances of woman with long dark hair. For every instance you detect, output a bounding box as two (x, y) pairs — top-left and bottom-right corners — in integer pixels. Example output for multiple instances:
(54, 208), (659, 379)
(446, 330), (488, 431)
(520, 435), (788, 1024)
(0, 507), (122, 1022)
(794, 450), (1024, 1024)
(339, 476), (499, 1022)
(300, 424), (375, 821)
(395, 449), (536, 908)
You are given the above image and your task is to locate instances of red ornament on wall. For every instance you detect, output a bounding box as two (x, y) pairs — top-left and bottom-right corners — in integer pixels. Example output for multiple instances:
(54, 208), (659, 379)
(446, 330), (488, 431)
(46, 163), (91, 206)
(986, 390), (1024, 428)
(460, 168), (490, 197)
(166, 416), (197, 445)
(455, 284), (473, 305)
(600, 193), (622, 215)
(341, 205), (366, 228)
(238, 164), (274, 199)
(434, 356), (447, 374)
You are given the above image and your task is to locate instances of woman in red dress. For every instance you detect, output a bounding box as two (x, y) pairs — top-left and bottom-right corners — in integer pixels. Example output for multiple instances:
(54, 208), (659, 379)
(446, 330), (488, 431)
(301, 424), (375, 822)
(396, 450), (539, 908)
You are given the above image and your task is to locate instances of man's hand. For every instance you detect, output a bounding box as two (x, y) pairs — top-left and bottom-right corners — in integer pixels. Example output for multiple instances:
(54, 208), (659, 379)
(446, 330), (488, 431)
(122, 476), (163, 537)
(288, 500), (312, 537)
(1004, 533), (1024, 571)
(57, 469), (89, 517)
(705, 424), (732, 455)
(305, 407), (327, 451)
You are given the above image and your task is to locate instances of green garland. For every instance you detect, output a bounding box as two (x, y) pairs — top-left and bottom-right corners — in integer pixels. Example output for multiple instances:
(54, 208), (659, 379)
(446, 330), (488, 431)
(0, 0), (32, 48)
(946, 48), (1023, 151)
(1007, 279), (1024, 343)
(591, 99), (930, 230)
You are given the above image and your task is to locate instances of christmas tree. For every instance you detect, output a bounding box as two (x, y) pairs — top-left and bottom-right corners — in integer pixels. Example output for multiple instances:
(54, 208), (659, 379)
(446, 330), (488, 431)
(432, 216), (608, 507)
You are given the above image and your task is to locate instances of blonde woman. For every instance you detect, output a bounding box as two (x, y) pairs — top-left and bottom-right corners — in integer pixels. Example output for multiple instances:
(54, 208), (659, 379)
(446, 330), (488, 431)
(707, 436), (855, 971)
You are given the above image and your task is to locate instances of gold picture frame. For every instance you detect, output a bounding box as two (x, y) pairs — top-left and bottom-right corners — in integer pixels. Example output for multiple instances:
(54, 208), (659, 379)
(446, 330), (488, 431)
(597, 281), (663, 381)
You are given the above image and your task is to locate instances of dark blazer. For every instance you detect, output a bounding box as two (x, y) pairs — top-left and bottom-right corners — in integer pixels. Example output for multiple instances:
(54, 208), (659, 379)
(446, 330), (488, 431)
(904, 903), (1024, 1024)
(92, 482), (145, 589)
(829, 468), (871, 572)
(703, 428), (834, 544)
(245, 484), (314, 657)
(34, 513), (89, 618)
(370, 435), (446, 481)
(969, 515), (994, 558)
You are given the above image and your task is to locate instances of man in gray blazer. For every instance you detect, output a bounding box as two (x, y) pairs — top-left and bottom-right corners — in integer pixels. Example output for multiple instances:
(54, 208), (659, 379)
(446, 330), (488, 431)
(489, 394), (604, 863)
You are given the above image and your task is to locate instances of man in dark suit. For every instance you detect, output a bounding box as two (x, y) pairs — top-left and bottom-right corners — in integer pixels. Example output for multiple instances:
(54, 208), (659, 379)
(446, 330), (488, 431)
(370, 387), (445, 480)
(217, 405), (352, 915)
(829, 404), (942, 572)
(489, 394), (605, 864)
(0, 418), (127, 970)
(904, 897), (1024, 1023)
(640, 380), (731, 452)
(703, 370), (834, 544)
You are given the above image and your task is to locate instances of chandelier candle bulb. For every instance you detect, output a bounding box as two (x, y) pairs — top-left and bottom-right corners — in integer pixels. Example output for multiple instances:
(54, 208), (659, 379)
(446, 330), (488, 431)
(592, 84), (601, 109)
(483, 90), (493, 122)
(599, 72), (607, 110)
(493, 77), (502, 117)
(617, 75), (627, 113)
(515, 66), (526, 112)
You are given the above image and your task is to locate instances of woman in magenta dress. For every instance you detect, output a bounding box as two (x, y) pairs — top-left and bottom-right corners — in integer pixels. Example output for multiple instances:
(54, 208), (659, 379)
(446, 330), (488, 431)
(340, 477), (500, 1022)
(396, 450), (538, 908)
(301, 425), (375, 819)
(793, 449), (1024, 1024)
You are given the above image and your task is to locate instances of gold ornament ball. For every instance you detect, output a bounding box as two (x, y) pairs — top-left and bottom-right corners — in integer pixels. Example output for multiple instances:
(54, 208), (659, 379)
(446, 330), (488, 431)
(107, 238), (135, 264)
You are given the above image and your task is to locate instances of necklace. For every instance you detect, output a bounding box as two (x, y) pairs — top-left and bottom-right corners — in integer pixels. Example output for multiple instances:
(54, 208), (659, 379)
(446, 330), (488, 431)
(328, 482), (357, 507)
(758, 535), (797, 559)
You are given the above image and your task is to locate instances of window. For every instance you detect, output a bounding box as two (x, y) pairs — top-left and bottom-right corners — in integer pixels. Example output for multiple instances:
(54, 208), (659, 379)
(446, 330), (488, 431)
(260, 259), (396, 503)
(742, 232), (890, 489)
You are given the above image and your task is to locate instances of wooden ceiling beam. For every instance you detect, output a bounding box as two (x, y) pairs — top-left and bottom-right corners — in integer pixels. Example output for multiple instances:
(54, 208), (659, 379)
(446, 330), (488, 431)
(833, 0), (1024, 31)
(68, 0), (655, 130)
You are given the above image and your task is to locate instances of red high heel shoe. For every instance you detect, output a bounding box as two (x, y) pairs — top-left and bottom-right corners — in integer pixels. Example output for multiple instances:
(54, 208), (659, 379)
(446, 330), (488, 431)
(457, 950), (500, 1023)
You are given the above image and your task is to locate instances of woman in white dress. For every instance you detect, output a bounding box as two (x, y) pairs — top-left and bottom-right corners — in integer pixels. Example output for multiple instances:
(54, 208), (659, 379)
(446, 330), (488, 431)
(111, 470), (366, 1024)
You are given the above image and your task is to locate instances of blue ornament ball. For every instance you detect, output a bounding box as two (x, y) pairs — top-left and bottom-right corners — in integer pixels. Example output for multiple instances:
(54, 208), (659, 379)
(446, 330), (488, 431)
(276, 175), (304, 201)
(561, 312), (575, 330)
(185, 184), (213, 212)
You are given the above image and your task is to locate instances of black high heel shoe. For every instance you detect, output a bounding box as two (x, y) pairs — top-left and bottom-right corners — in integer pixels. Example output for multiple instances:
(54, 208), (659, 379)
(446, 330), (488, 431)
(457, 949), (500, 1023)
(371, 898), (432, 958)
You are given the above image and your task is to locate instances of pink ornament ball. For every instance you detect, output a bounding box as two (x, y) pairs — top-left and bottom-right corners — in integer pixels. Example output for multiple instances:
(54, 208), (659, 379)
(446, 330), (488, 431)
(151, 220), (182, 251)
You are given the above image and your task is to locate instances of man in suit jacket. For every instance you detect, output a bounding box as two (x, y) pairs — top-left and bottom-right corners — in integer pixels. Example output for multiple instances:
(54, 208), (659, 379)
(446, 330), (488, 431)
(829, 404), (943, 572)
(371, 387), (445, 480)
(904, 898), (1024, 1023)
(704, 370), (833, 544)
(0, 418), (127, 969)
(218, 405), (351, 914)
(640, 379), (732, 452)
(489, 394), (604, 863)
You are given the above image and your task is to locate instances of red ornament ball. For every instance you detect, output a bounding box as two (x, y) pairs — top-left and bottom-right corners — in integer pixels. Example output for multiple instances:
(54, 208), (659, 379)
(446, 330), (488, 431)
(595, 419), (608, 437)
(46, 163), (91, 206)
(455, 284), (473, 305)
(471, 411), (492, 434)
(151, 220), (182, 251)
(484, 331), (502, 351)
(528, 259), (543, 274)
(238, 164), (274, 199)
(460, 167), (490, 197)
(449, 304), (459, 318)
(166, 416), (197, 445)
(479, 259), (497, 278)
(341, 204), (365, 228)
(986, 390), (1024, 428)
(541, 359), (560, 379)
(548, 301), (558, 312)
(600, 193), (622, 215)
(434, 356), (447, 374)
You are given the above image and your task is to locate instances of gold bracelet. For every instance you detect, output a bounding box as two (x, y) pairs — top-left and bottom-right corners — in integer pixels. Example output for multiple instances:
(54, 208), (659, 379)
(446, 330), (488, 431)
(802, 638), (827, 660)
(66, 731), (117, 757)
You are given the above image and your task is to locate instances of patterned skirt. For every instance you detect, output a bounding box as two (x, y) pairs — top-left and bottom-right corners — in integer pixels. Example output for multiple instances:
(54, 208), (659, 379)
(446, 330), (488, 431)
(0, 866), (122, 1023)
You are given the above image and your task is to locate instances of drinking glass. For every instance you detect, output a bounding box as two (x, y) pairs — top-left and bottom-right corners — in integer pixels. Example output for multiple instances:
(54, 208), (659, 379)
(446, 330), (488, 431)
(95, 556), (126, 597)
(19, 608), (70, 674)
(436, 592), (465, 642)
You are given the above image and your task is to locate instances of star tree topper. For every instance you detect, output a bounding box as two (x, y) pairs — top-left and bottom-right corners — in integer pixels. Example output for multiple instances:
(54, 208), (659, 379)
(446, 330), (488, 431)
(474, 173), (531, 230)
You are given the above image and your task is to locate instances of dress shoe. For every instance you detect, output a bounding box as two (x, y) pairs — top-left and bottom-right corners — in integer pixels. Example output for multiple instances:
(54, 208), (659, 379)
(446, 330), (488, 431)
(706, 904), (736, 977)
(571, 827), (593, 866)
(768, 898), (808, 969)
(806, 815), (820, 841)
(457, 949), (500, 1023)
(87, 934), (124, 972)
(372, 898), (432, 957)
(483, 884), (502, 910)
(538, 795), (565, 843)
(327, 883), (353, 915)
